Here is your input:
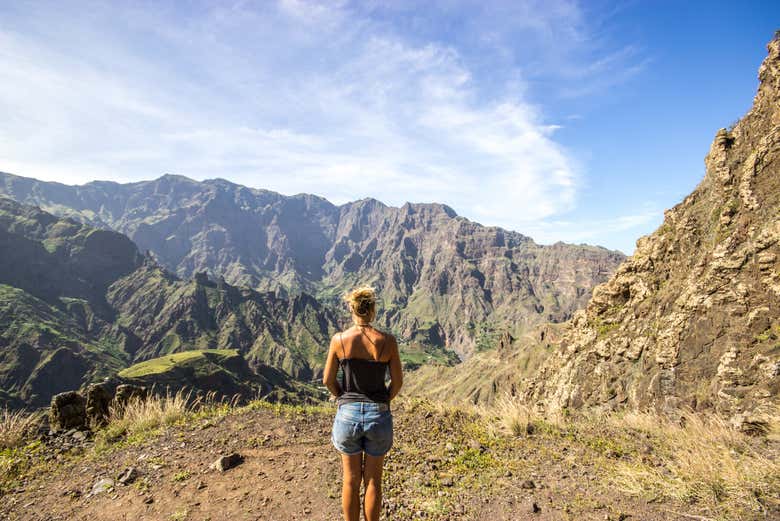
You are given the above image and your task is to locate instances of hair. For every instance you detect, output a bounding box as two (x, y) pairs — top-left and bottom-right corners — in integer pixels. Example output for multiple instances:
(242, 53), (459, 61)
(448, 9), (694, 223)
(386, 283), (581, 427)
(344, 285), (377, 323)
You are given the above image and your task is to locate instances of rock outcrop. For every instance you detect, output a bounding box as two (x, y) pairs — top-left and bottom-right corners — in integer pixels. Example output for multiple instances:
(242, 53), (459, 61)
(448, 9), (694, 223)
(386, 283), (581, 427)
(85, 383), (112, 427)
(50, 391), (87, 431)
(525, 35), (780, 419)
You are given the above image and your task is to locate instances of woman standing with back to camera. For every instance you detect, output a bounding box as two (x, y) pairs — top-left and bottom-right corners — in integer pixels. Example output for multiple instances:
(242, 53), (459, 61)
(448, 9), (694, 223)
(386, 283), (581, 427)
(322, 286), (403, 521)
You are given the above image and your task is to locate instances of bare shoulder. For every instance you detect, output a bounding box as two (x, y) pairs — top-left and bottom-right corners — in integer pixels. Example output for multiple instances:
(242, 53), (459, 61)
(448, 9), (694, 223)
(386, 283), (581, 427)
(379, 330), (398, 350)
(329, 331), (344, 349)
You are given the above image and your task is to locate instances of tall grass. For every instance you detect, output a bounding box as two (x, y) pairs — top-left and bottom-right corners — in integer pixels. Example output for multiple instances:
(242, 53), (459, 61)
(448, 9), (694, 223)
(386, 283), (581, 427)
(607, 409), (780, 518)
(0, 408), (39, 449)
(99, 389), (194, 443)
(475, 397), (779, 518)
(478, 394), (538, 437)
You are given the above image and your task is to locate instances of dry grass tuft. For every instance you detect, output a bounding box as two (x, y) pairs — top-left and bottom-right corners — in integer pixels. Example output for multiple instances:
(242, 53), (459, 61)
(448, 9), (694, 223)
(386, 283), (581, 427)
(607, 408), (780, 518)
(0, 408), (39, 449)
(102, 389), (194, 442)
(480, 394), (538, 437)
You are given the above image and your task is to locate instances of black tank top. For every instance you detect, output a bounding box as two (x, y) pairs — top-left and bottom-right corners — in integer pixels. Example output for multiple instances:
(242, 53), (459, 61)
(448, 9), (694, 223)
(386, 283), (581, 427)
(337, 329), (390, 405)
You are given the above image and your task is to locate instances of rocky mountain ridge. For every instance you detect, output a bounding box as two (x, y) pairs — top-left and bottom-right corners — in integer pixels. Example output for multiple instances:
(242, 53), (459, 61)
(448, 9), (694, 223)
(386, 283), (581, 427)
(0, 172), (624, 359)
(0, 197), (338, 408)
(526, 36), (780, 420)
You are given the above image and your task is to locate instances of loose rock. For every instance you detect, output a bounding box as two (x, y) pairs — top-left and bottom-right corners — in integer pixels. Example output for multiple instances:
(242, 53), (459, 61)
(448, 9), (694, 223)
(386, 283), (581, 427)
(50, 392), (87, 431)
(117, 467), (139, 485)
(211, 453), (244, 472)
(90, 478), (115, 496)
(85, 383), (112, 427)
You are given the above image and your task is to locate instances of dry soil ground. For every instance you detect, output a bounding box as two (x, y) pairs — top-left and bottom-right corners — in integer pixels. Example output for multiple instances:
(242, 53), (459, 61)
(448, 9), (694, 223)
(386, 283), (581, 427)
(0, 400), (747, 520)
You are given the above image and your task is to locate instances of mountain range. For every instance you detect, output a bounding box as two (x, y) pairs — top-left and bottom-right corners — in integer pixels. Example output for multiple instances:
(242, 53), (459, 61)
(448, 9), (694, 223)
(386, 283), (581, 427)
(0, 171), (623, 362)
(0, 175), (622, 408)
(0, 196), (342, 407)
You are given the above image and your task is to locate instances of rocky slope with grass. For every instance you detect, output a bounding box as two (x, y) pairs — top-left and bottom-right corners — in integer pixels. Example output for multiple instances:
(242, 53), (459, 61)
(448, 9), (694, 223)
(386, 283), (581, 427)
(406, 323), (565, 405)
(0, 198), (338, 408)
(525, 36), (780, 421)
(113, 349), (320, 404)
(0, 197), (145, 407)
(0, 172), (624, 360)
(1, 396), (777, 520)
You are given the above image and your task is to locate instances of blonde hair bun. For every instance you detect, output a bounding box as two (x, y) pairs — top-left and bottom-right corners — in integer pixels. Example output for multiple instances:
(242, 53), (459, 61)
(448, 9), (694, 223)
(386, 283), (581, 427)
(344, 286), (377, 319)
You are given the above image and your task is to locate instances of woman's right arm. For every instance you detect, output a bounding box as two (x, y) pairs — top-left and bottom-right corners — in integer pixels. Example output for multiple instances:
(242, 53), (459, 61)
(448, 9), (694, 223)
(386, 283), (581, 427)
(322, 335), (343, 399)
(387, 335), (403, 401)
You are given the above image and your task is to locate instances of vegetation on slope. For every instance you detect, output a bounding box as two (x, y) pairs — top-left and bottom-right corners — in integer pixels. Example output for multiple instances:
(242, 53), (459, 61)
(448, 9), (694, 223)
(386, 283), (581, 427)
(118, 350), (239, 379)
(1, 395), (777, 520)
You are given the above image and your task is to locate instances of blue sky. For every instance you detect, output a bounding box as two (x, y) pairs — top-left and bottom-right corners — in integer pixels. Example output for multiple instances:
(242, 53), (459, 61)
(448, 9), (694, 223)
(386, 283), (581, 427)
(0, 1), (777, 254)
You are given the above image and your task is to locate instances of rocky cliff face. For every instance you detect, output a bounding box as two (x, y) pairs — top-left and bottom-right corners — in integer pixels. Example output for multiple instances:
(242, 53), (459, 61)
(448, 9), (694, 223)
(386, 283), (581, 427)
(524, 36), (780, 420)
(324, 198), (621, 359)
(0, 174), (623, 359)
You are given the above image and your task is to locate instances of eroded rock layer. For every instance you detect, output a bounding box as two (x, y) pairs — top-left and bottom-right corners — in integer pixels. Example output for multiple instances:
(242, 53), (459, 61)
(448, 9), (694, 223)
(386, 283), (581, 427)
(526, 36), (780, 419)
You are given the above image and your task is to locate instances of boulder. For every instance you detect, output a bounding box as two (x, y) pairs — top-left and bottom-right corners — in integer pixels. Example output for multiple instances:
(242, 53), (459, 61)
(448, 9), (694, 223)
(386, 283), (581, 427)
(113, 384), (147, 411)
(49, 391), (86, 431)
(85, 383), (112, 427)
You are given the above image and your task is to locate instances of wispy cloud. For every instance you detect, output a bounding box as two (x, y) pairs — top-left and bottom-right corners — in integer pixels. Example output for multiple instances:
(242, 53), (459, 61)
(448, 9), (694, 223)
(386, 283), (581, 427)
(522, 207), (663, 254)
(0, 0), (645, 242)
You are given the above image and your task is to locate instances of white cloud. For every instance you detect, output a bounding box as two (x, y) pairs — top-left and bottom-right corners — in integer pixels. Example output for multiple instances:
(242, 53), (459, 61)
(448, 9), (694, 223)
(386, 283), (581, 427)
(522, 208), (664, 254)
(0, 0), (644, 244)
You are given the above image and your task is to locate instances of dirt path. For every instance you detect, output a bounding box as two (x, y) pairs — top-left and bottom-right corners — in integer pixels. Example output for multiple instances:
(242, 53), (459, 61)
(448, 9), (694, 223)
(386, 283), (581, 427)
(1, 402), (700, 520)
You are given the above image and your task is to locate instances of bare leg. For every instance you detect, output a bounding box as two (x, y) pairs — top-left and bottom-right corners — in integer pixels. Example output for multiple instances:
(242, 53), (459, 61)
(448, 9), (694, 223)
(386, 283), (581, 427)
(342, 453), (363, 521)
(362, 454), (384, 521)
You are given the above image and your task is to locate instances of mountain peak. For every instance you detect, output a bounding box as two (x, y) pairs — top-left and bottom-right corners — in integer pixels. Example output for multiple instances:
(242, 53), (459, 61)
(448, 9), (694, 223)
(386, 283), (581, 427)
(156, 173), (198, 183)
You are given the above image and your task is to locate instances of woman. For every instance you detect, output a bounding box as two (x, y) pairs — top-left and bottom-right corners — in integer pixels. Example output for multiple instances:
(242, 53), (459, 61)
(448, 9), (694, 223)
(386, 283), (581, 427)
(322, 286), (403, 521)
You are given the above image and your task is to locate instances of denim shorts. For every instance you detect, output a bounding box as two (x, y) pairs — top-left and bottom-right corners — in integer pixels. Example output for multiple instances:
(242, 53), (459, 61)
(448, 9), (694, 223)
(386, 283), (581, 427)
(331, 402), (393, 457)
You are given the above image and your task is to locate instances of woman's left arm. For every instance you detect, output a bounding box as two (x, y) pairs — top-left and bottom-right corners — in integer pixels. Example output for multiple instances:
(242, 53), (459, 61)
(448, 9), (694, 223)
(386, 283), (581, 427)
(322, 335), (342, 398)
(387, 335), (403, 401)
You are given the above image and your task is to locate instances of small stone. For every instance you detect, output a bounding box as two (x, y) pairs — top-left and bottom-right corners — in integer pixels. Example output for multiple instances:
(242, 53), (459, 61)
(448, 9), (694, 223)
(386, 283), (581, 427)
(90, 478), (115, 496)
(445, 442), (455, 452)
(440, 477), (454, 487)
(62, 488), (81, 499)
(529, 501), (541, 514)
(117, 467), (139, 485)
(211, 453), (244, 472)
